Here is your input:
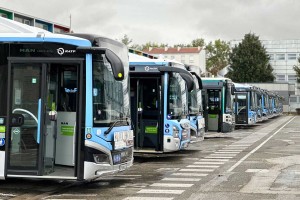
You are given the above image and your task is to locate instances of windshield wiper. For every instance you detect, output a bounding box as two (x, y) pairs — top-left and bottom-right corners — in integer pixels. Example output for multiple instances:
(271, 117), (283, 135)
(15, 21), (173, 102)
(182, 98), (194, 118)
(104, 118), (130, 135)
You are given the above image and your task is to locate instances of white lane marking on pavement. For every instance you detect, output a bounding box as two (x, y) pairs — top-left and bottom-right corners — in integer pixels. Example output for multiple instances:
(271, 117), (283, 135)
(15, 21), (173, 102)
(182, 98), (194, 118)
(227, 116), (296, 172)
(246, 169), (269, 173)
(194, 161), (224, 165)
(205, 156), (233, 159)
(187, 165), (219, 168)
(137, 189), (184, 194)
(200, 159), (229, 162)
(124, 197), (174, 200)
(179, 168), (214, 172)
(162, 177), (201, 181)
(114, 175), (142, 177)
(223, 147), (246, 150)
(214, 151), (239, 154)
(218, 149), (242, 153)
(212, 153), (237, 156)
(171, 173), (208, 177)
(150, 183), (193, 187)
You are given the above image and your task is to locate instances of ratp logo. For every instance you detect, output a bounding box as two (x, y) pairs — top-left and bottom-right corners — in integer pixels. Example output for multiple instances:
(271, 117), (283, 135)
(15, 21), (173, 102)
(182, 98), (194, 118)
(57, 48), (65, 56)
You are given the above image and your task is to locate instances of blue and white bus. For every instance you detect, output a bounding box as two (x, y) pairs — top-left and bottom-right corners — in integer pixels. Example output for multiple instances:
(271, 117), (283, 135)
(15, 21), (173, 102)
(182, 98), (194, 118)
(185, 65), (205, 141)
(261, 89), (271, 120)
(233, 83), (257, 126)
(202, 78), (235, 133)
(0, 17), (133, 180)
(129, 53), (194, 153)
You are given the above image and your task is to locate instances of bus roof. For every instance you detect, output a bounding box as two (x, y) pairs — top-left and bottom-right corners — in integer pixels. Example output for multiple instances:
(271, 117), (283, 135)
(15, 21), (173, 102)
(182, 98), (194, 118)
(202, 77), (232, 82)
(0, 16), (91, 46)
(129, 52), (186, 68)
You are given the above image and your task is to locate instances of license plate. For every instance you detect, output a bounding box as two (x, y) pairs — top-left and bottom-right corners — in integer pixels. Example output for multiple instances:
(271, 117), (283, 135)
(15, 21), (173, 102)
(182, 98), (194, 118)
(114, 130), (133, 150)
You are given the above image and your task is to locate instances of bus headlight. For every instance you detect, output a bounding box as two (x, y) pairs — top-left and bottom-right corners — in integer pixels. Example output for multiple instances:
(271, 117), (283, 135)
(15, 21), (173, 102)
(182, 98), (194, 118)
(173, 126), (179, 138)
(93, 153), (110, 164)
(182, 129), (188, 140)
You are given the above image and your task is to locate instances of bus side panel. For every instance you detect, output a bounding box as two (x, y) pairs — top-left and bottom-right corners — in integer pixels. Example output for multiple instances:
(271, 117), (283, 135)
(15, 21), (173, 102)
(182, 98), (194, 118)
(0, 43), (8, 180)
(0, 151), (4, 180)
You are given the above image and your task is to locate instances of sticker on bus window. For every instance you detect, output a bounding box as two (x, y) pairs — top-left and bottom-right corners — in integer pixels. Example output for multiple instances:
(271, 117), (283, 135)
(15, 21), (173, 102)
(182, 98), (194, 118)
(0, 138), (5, 146)
(145, 126), (157, 134)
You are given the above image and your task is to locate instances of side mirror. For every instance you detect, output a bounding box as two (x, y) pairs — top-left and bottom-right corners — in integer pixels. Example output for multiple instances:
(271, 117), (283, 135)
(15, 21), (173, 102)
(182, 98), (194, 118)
(105, 49), (125, 81)
(231, 86), (235, 95)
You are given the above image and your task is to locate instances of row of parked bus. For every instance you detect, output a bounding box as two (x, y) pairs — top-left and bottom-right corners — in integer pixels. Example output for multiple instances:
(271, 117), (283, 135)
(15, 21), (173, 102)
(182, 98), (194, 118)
(202, 78), (284, 132)
(0, 17), (283, 181)
(129, 50), (285, 154)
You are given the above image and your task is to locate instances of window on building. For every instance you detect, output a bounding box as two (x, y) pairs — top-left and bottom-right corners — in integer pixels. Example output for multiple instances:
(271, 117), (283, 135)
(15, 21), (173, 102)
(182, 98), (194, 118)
(288, 75), (297, 82)
(35, 22), (49, 31)
(181, 55), (185, 63)
(189, 55), (194, 64)
(287, 54), (297, 60)
(268, 54), (274, 60)
(0, 13), (8, 18)
(290, 97), (297, 103)
(276, 74), (286, 82)
(23, 19), (31, 25)
(171, 56), (175, 60)
(164, 55), (168, 59)
(276, 54), (285, 60)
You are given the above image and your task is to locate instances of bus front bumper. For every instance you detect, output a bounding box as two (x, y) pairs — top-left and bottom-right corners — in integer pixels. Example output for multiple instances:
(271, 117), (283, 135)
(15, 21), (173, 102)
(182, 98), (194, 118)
(84, 159), (133, 180)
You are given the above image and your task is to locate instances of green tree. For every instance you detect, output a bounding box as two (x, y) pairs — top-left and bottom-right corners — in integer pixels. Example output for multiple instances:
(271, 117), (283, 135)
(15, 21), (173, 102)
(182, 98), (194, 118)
(227, 33), (275, 82)
(293, 57), (300, 83)
(120, 34), (132, 46)
(191, 38), (205, 47)
(206, 39), (230, 76)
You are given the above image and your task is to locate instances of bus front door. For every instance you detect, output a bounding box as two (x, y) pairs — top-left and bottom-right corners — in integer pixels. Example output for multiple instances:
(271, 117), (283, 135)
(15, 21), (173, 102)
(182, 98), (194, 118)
(131, 78), (162, 152)
(7, 62), (45, 176)
(235, 93), (248, 125)
(7, 61), (80, 178)
(207, 89), (221, 132)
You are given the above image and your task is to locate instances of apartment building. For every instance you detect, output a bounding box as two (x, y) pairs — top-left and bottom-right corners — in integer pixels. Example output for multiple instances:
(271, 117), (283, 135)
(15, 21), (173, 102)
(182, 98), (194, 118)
(143, 46), (206, 75)
(0, 7), (70, 33)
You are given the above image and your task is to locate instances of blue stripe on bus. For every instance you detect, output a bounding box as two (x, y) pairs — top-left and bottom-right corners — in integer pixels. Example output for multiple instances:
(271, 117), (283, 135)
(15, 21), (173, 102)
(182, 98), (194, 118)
(37, 98), (42, 144)
(85, 54), (93, 127)
(0, 37), (91, 47)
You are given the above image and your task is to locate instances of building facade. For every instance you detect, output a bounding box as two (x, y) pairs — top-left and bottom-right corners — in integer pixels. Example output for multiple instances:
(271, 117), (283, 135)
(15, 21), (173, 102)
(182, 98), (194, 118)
(143, 47), (206, 75)
(0, 7), (70, 33)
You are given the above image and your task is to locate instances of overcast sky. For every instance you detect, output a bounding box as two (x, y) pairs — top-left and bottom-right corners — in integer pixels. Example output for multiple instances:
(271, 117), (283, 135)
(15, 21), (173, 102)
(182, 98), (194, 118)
(1, 0), (300, 45)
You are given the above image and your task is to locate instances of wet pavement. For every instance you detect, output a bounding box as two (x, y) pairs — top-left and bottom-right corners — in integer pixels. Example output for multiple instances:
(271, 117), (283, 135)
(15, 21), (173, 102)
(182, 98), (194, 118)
(0, 115), (299, 200)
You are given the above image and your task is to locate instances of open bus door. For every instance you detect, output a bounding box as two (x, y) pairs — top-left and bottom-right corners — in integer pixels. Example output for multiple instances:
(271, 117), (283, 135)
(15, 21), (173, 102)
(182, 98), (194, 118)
(6, 59), (82, 179)
(206, 89), (222, 132)
(235, 92), (248, 125)
(130, 77), (163, 153)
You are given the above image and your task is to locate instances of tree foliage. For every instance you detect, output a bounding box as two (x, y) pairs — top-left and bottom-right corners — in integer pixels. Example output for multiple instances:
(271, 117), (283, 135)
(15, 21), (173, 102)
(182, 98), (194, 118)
(120, 34), (132, 46)
(293, 57), (300, 83)
(227, 33), (275, 82)
(206, 39), (230, 76)
(191, 38), (205, 47)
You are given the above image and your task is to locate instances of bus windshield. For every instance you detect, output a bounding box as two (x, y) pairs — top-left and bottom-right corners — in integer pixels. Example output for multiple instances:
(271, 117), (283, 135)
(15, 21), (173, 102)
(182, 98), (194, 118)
(168, 74), (183, 119)
(92, 54), (129, 126)
(188, 80), (198, 115)
(225, 83), (233, 113)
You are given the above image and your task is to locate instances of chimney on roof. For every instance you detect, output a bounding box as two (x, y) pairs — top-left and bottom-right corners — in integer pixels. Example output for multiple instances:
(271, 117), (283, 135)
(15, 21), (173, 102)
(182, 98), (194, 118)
(198, 46), (201, 51)
(177, 46), (181, 51)
(164, 46), (168, 51)
(149, 47), (153, 51)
